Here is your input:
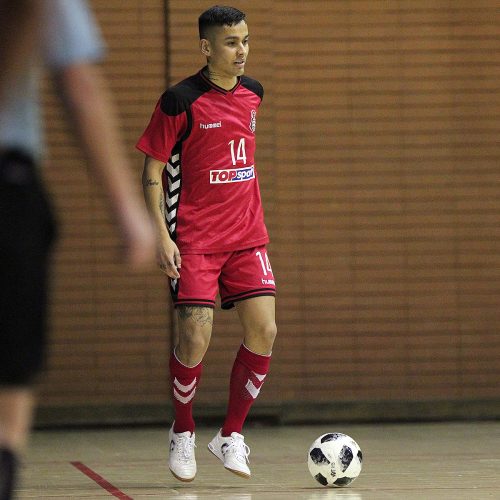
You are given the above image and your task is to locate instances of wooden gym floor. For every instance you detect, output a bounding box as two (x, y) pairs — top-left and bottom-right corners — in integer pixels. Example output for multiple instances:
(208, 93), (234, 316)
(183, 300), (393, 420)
(16, 421), (500, 499)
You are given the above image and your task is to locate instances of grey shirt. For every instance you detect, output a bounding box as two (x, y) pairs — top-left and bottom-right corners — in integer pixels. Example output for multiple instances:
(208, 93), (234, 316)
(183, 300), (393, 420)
(0, 0), (105, 158)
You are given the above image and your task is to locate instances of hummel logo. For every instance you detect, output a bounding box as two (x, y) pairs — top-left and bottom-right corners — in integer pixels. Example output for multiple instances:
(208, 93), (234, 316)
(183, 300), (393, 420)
(245, 372), (266, 399)
(200, 121), (222, 129)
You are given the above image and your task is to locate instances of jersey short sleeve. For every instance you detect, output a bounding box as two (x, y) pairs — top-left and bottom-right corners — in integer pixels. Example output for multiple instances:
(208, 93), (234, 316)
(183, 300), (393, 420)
(136, 89), (189, 164)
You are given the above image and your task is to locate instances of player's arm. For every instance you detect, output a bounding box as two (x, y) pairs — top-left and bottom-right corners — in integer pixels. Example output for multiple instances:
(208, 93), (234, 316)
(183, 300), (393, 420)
(52, 62), (155, 269)
(142, 155), (181, 278)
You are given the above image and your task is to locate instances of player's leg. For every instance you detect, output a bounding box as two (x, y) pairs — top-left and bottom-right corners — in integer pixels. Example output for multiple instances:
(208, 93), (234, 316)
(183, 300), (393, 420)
(223, 295), (276, 434)
(222, 247), (277, 433)
(167, 253), (220, 482)
(208, 247), (277, 477)
(167, 305), (213, 482)
(208, 296), (276, 478)
(0, 390), (34, 500)
(0, 149), (57, 498)
(175, 306), (213, 367)
(171, 305), (213, 435)
(236, 295), (277, 355)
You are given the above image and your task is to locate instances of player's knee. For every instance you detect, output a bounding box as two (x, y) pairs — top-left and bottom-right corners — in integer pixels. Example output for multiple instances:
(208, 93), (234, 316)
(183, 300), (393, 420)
(179, 328), (210, 357)
(255, 321), (277, 347)
(266, 321), (278, 344)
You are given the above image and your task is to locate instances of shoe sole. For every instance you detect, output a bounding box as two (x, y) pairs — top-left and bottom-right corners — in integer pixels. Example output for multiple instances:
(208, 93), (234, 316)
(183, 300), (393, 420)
(169, 468), (195, 482)
(207, 445), (251, 479)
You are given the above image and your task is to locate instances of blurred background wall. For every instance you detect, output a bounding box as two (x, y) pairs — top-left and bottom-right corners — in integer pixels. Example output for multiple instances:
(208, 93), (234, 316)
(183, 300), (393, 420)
(37, 0), (500, 425)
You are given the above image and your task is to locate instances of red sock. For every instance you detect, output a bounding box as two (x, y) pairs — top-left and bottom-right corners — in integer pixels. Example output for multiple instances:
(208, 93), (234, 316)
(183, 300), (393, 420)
(169, 351), (202, 434)
(221, 344), (271, 436)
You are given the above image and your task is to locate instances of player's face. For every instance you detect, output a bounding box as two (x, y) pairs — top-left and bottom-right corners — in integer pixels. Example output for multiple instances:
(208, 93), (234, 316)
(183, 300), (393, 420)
(203, 21), (249, 79)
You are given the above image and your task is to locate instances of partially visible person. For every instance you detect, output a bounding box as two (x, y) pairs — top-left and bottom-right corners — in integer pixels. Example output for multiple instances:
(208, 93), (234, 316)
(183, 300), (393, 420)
(0, 1), (40, 95)
(0, 2), (155, 498)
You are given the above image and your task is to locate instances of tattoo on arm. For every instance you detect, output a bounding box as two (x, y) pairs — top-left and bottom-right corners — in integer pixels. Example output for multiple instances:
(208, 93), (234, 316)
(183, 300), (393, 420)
(143, 178), (159, 187)
(159, 194), (165, 217)
(178, 306), (213, 327)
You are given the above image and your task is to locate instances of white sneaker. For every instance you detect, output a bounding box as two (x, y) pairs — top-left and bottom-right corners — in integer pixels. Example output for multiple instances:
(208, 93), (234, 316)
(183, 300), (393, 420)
(207, 429), (251, 478)
(168, 424), (196, 482)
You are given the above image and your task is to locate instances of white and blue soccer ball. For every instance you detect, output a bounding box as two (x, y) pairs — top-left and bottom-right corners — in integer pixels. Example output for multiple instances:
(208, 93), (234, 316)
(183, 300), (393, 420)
(307, 432), (363, 487)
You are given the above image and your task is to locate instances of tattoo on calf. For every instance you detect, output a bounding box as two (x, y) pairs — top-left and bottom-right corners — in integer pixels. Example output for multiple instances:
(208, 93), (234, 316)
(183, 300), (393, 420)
(178, 306), (213, 326)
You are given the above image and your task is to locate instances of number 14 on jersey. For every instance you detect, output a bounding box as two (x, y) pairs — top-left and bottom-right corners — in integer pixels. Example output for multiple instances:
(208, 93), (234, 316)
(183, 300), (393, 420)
(228, 138), (247, 165)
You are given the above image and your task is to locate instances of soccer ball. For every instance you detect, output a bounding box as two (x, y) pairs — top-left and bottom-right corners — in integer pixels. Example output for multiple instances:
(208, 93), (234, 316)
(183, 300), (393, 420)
(307, 432), (363, 487)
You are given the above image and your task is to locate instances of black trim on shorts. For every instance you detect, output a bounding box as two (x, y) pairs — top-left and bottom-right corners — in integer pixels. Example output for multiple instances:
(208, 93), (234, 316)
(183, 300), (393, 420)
(224, 287), (276, 301)
(174, 298), (216, 309)
(221, 288), (276, 310)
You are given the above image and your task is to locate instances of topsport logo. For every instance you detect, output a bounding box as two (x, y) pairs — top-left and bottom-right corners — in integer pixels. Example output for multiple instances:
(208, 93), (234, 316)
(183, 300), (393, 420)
(210, 166), (255, 184)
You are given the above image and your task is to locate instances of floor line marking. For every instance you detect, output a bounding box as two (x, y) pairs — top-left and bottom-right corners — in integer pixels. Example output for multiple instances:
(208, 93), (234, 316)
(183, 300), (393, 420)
(70, 461), (133, 500)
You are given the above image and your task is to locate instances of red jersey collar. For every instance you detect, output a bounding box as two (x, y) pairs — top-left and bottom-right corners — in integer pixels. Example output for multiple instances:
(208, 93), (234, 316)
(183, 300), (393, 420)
(199, 66), (241, 95)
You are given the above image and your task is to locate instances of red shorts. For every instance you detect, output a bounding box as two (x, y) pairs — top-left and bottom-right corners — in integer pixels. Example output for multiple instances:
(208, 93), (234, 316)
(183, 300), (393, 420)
(171, 246), (276, 309)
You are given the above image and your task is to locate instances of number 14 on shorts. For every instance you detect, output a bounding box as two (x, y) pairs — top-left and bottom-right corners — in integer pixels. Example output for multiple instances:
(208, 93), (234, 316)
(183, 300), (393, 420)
(256, 250), (274, 285)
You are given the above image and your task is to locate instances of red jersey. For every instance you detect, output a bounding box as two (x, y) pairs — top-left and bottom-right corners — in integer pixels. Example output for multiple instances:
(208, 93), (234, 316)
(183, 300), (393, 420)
(136, 68), (269, 255)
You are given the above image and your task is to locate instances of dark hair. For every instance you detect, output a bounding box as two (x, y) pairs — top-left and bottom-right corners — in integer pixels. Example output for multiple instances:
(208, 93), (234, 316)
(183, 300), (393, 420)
(198, 5), (246, 39)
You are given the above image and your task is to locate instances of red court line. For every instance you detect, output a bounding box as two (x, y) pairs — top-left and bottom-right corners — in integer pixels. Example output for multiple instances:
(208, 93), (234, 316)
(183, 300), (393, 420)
(70, 461), (133, 500)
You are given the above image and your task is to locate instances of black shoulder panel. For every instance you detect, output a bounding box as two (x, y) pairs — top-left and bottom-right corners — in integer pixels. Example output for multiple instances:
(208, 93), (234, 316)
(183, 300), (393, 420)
(240, 76), (264, 101)
(160, 73), (210, 116)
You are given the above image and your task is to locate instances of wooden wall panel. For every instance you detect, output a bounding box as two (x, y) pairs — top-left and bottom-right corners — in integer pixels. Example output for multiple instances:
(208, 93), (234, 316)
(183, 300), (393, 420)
(267, 0), (500, 406)
(167, 0), (500, 409)
(38, 0), (499, 422)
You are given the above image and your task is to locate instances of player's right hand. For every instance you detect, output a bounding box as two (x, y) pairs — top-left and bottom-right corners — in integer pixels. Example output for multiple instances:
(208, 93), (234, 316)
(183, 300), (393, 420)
(157, 235), (181, 279)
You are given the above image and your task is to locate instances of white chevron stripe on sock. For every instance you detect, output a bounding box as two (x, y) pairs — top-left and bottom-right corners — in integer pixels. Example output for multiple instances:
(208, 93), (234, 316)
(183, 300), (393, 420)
(173, 377), (197, 393)
(173, 387), (196, 404)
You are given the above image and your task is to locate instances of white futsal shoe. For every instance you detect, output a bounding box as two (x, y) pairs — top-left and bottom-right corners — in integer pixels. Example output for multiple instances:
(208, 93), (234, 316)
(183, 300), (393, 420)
(208, 429), (251, 478)
(168, 423), (196, 482)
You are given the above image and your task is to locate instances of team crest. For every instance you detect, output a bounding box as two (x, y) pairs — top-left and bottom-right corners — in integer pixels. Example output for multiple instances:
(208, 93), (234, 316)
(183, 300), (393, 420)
(249, 109), (256, 133)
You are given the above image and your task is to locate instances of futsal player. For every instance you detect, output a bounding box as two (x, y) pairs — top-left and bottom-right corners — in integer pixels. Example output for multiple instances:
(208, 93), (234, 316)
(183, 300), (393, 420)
(0, 2), (155, 498)
(138, 5), (277, 481)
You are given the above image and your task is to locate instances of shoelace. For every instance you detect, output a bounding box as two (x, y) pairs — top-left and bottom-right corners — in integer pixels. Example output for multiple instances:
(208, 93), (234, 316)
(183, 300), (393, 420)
(226, 437), (250, 464)
(176, 435), (196, 461)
